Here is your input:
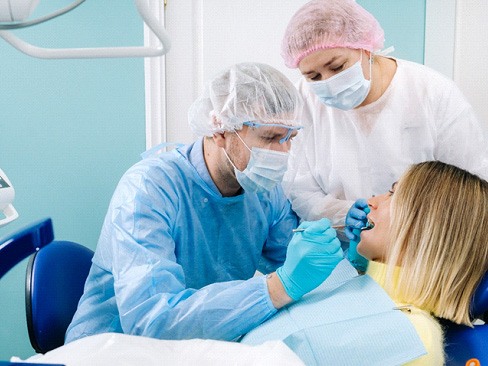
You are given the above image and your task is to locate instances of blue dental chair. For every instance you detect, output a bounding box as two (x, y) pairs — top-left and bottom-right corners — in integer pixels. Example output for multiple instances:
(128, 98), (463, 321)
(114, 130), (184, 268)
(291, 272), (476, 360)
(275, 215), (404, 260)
(442, 273), (488, 365)
(0, 218), (94, 354)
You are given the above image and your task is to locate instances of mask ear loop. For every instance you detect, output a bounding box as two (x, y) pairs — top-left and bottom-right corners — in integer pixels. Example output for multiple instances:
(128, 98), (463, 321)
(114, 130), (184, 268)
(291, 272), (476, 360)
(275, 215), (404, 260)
(361, 49), (373, 82)
(234, 130), (252, 152)
(222, 129), (251, 173)
(368, 51), (373, 81)
(222, 148), (239, 171)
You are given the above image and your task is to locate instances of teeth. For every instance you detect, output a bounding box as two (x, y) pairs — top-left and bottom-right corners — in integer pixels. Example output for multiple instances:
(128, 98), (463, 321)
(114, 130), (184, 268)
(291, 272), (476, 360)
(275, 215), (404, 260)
(361, 219), (375, 231)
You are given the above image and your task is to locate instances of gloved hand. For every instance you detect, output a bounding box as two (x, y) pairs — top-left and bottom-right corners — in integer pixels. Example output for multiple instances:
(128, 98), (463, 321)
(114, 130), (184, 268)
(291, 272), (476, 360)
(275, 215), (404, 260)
(345, 199), (370, 272)
(276, 218), (343, 301)
(347, 236), (369, 273)
(345, 199), (370, 242)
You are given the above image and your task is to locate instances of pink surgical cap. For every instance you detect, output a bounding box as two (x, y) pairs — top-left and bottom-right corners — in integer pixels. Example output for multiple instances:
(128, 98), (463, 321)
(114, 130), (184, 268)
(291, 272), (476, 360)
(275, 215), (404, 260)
(281, 0), (385, 68)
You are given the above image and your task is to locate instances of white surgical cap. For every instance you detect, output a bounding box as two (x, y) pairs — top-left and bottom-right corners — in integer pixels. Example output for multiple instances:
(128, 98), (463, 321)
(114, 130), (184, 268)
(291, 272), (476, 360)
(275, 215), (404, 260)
(188, 62), (303, 137)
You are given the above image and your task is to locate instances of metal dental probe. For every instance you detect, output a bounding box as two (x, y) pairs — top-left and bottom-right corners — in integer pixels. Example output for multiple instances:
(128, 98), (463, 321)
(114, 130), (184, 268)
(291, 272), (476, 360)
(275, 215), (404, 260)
(292, 222), (374, 233)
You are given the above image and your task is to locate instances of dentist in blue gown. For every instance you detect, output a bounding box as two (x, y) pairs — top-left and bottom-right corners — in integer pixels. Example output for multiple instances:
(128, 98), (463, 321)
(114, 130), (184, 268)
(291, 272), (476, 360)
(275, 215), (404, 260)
(66, 62), (344, 343)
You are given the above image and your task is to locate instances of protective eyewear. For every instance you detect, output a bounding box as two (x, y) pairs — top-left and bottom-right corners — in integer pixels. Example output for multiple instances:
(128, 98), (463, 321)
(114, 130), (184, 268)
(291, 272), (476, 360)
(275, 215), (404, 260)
(243, 121), (303, 144)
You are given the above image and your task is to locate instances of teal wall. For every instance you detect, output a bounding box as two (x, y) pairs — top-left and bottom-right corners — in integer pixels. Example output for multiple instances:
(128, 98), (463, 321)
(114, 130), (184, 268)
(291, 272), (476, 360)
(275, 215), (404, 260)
(0, 1), (146, 359)
(358, 0), (425, 63)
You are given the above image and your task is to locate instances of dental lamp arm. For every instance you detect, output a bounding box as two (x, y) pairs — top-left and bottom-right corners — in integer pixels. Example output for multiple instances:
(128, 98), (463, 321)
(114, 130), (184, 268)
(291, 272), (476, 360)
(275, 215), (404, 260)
(0, 0), (171, 59)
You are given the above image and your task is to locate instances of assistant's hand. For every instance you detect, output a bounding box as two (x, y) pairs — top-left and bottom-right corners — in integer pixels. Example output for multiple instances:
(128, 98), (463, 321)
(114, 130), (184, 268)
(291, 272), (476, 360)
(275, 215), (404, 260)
(345, 199), (370, 242)
(276, 218), (343, 301)
(347, 238), (368, 273)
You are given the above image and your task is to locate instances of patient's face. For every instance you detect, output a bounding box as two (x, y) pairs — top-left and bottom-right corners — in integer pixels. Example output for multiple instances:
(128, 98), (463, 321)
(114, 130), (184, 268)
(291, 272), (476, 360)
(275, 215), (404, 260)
(357, 183), (396, 262)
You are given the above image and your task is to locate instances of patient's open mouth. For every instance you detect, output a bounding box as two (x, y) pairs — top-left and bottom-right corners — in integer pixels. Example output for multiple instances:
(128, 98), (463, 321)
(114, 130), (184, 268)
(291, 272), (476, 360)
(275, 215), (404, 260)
(361, 218), (375, 230)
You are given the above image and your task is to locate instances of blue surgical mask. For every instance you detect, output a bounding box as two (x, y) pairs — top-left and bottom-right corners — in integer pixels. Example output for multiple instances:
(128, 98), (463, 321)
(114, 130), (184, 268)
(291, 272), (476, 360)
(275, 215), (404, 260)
(309, 51), (372, 111)
(223, 132), (289, 193)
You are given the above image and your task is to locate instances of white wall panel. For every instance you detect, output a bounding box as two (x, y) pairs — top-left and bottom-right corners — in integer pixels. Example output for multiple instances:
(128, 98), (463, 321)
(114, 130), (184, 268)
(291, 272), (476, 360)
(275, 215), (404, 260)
(164, 0), (309, 144)
(453, 0), (488, 127)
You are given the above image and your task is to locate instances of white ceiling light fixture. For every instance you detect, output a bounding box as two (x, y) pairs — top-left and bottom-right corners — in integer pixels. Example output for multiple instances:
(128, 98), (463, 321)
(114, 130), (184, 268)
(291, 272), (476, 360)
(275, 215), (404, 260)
(0, 0), (171, 58)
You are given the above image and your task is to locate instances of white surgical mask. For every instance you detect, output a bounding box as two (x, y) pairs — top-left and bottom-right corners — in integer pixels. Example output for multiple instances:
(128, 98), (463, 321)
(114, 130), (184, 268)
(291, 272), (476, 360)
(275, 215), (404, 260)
(309, 51), (372, 111)
(223, 132), (289, 193)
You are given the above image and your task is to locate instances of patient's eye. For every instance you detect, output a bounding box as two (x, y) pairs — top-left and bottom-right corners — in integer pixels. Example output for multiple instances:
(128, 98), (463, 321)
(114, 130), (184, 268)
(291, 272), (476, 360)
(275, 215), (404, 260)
(389, 182), (398, 196)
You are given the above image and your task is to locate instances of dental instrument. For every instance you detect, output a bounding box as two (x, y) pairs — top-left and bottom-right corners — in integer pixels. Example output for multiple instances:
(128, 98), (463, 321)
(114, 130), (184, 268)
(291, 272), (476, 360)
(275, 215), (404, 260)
(292, 222), (374, 233)
(292, 226), (341, 233)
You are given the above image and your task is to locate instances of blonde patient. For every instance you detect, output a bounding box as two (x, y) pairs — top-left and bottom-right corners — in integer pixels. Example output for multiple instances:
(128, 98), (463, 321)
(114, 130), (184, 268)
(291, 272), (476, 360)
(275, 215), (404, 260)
(358, 161), (488, 364)
(243, 161), (488, 365)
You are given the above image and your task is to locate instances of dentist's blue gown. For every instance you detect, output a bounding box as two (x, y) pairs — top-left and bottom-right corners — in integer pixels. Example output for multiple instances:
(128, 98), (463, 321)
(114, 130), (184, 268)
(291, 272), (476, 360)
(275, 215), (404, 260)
(66, 138), (298, 342)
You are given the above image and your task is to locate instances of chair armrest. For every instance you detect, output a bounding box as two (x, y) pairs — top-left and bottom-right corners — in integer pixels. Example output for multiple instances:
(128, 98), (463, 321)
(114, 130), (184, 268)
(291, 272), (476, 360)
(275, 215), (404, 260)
(0, 218), (54, 279)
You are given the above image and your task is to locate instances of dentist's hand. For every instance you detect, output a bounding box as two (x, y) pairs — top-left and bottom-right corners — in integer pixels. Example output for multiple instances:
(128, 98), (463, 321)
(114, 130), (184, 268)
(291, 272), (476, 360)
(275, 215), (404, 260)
(345, 199), (369, 242)
(276, 218), (343, 301)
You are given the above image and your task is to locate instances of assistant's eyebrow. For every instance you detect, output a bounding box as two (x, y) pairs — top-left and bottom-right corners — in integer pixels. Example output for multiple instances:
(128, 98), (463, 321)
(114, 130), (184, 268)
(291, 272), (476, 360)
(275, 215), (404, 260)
(324, 56), (339, 67)
(301, 56), (339, 76)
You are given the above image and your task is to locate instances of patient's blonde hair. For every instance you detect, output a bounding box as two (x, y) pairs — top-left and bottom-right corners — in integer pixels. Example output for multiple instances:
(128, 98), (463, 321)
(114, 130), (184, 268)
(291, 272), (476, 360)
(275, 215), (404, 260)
(385, 161), (488, 326)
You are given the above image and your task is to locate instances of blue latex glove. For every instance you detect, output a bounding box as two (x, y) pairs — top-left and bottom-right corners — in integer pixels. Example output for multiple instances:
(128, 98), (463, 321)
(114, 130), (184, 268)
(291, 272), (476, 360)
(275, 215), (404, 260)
(345, 199), (370, 241)
(345, 199), (370, 272)
(347, 234), (369, 273)
(276, 218), (343, 301)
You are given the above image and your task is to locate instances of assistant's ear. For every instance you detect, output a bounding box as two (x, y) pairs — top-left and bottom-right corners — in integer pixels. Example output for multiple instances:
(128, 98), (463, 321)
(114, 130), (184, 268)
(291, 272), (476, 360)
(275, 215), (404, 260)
(365, 50), (373, 63)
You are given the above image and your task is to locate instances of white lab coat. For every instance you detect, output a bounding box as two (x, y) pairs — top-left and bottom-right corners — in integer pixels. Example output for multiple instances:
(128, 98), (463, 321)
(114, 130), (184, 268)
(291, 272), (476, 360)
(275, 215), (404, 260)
(284, 58), (488, 226)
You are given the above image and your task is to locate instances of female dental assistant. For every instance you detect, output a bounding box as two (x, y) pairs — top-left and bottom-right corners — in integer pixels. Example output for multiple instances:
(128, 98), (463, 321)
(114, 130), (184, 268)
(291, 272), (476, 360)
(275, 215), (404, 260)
(65, 63), (343, 343)
(280, 0), (488, 241)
